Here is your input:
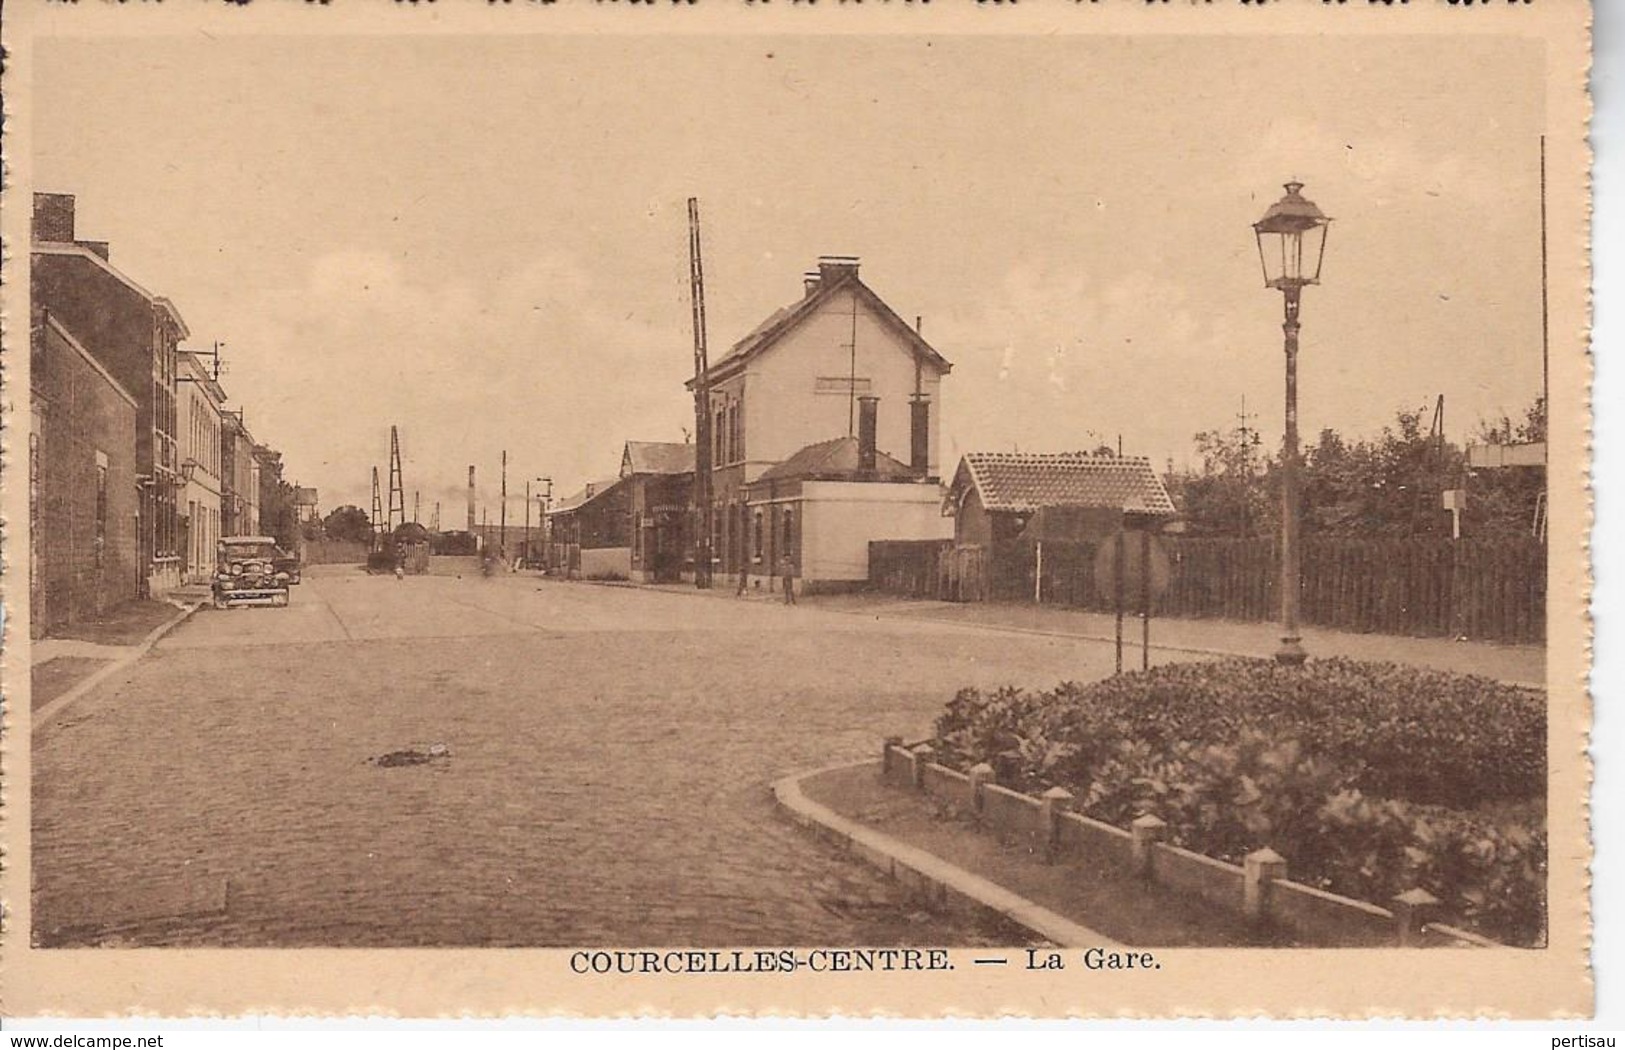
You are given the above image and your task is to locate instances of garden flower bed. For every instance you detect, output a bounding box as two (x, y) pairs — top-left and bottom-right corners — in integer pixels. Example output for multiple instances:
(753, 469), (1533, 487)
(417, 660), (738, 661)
(928, 657), (1546, 946)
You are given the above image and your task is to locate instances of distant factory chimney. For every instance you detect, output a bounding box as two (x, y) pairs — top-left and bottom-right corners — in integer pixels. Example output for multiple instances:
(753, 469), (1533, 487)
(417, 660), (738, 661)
(467, 465), (476, 533)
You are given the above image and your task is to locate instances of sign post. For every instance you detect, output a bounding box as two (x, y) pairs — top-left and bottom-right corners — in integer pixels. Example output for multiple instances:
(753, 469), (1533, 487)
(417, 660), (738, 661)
(1094, 526), (1171, 675)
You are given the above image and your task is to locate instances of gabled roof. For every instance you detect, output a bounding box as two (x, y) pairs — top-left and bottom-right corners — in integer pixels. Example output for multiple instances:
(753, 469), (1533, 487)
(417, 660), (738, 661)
(686, 269), (951, 389)
(621, 441), (696, 478)
(546, 476), (624, 516)
(753, 436), (919, 485)
(948, 452), (1177, 517)
(32, 242), (191, 338)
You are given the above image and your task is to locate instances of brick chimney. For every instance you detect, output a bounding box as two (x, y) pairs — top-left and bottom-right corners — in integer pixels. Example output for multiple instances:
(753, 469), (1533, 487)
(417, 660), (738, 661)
(33, 193), (76, 243)
(467, 466), (476, 532)
(818, 255), (860, 284)
(910, 394), (930, 477)
(803, 271), (822, 298)
(857, 395), (879, 474)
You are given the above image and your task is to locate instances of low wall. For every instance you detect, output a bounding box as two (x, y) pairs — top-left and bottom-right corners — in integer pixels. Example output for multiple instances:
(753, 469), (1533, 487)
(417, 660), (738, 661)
(303, 540), (370, 565)
(879, 741), (1503, 949)
(579, 547), (631, 580)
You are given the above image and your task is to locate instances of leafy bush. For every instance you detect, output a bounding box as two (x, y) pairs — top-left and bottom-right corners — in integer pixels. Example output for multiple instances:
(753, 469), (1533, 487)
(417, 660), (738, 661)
(931, 658), (1546, 945)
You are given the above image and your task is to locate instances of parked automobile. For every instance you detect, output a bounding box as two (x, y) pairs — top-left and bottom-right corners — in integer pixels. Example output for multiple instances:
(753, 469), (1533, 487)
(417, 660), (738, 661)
(272, 546), (302, 585)
(213, 536), (292, 608)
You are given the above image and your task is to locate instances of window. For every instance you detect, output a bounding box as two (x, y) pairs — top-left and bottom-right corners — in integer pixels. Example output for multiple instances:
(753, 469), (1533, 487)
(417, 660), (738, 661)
(782, 506), (795, 558)
(752, 511), (764, 564)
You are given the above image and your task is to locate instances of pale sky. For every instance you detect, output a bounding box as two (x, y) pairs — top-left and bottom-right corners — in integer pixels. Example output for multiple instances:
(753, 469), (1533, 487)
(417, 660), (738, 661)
(33, 33), (1546, 518)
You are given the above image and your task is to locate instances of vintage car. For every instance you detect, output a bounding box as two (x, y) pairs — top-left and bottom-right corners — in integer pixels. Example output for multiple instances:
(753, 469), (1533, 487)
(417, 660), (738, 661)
(272, 546), (302, 585)
(213, 536), (293, 608)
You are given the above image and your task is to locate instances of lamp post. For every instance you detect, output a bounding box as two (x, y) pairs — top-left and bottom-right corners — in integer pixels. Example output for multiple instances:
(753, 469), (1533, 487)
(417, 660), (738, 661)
(1252, 181), (1331, 667)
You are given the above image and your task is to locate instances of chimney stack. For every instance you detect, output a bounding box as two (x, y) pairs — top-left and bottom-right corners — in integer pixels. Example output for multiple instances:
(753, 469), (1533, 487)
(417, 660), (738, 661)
(857, 395), (879, 474)
(817, 255), (861, 284)
(32, 193), (76, 243)
(910, 394), (931, 477)
(466, 466), (476, 532)
(803, 271), (822, 298)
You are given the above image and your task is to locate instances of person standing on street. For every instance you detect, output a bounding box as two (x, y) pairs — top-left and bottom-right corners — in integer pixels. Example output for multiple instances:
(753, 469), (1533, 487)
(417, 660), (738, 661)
(779, 551), (797, 605)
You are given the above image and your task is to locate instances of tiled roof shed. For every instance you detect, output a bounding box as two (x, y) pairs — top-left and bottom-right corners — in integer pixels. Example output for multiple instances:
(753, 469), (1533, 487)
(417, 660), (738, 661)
(948, 453), (1178, 517)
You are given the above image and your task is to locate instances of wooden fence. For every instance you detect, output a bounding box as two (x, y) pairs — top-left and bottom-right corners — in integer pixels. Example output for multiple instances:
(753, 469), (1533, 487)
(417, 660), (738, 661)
(869, 535), (1545, 644)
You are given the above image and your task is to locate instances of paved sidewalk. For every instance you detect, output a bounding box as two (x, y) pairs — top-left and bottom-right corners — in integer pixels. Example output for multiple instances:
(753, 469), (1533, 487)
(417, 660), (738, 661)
(633, 582), (1544, 686)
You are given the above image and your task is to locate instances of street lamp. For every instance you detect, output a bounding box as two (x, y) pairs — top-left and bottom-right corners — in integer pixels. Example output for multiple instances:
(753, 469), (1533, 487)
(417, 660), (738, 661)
(1253, 180), (1331, 667)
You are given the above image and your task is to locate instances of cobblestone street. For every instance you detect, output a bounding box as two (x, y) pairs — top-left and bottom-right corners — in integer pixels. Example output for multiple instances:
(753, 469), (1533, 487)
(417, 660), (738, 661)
(32, 566), (1158, 948)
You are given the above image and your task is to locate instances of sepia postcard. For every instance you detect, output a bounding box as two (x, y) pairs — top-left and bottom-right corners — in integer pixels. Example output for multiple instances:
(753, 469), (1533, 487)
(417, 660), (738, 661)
(0, 0), (1594, 1020)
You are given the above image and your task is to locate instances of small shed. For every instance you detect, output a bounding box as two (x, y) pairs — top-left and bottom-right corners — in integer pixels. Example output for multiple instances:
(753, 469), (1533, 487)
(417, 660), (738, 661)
(945, 452), (1178, 546)
(392, 522), (431, 575)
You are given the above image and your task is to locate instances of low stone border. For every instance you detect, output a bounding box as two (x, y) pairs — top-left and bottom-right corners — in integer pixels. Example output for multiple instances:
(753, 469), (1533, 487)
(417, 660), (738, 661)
(882, 740), (1507, 950)
(771, 761), (1121, 948)
(33, 601), (203, 730)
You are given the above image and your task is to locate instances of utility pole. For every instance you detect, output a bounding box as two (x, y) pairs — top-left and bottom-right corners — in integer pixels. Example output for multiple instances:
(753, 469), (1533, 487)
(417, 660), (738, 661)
(1236, 395), (1260, 537)
(370, 467), (384, 550)
(687, 197), (714, 588)
(413, 490), (420, 525)
(500, 449), (508, 559)
(534, 477), (552, 571)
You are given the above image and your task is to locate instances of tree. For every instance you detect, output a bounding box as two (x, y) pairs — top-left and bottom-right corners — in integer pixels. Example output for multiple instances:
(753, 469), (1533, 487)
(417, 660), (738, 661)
(1164, 425), (1272, 537)
(1299, 407), (1462, 538)
(323, 504), (374, 544)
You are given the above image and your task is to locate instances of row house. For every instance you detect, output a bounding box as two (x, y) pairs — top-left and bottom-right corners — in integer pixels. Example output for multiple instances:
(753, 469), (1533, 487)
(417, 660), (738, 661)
(32, 193), (190, 597)
(545, 477), (632, 579)
(621, 441), (694, 583)
(28, 308), (141, 636)
(179, 351), (228, 584)
(685, 256), (953, 593)
(219, 412), (262, 541)
(32, 190), (308, 631)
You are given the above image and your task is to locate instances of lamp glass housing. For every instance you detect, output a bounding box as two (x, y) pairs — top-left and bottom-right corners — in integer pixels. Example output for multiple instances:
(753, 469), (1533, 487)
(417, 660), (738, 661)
(1253, 181), (1331, 290)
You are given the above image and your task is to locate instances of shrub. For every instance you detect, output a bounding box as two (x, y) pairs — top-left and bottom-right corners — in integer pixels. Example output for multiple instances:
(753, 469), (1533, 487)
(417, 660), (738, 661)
(930, 658), (1546, 945)
(936, 658), (1544, 808)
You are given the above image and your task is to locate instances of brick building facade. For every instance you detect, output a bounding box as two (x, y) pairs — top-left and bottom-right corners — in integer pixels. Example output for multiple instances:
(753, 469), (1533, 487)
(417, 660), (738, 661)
(32, 193), (190, 597)
(30, 312), (140, 636)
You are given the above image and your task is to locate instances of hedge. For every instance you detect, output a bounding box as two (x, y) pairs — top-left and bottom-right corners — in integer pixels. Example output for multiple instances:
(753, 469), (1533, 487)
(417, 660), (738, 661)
(931, 658), (1546, 946)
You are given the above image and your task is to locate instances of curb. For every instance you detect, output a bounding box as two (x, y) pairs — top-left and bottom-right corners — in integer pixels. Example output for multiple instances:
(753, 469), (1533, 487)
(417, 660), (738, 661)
(772, 761), (1119, 949)
(34, 601), (204, 730)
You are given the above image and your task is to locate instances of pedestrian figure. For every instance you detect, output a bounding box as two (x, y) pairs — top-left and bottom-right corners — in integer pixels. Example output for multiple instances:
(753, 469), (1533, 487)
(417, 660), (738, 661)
(780, 552), (797, 605)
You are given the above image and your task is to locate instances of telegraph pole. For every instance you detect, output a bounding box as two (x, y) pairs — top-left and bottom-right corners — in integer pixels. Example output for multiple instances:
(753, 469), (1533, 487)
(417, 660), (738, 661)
(500, 449), (508, 559)
(687, 197), (714, 588)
